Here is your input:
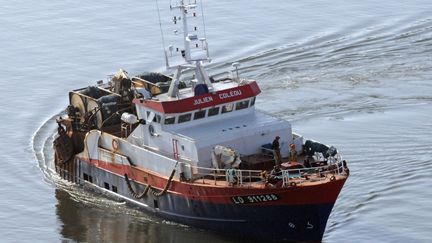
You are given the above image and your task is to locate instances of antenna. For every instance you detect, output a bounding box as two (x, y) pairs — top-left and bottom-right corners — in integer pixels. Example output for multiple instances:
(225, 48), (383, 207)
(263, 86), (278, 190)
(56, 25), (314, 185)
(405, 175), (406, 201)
(162, 0), (211, 69)
(157, 0), (214, 97)
(155, 0), (168, 69)
(232, 62), (240, 80)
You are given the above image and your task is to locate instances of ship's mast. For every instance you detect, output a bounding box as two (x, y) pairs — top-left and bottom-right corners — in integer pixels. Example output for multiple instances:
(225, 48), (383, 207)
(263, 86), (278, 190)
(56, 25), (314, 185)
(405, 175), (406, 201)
(179, 1), (191, 61)
(160, 0), (213, 98)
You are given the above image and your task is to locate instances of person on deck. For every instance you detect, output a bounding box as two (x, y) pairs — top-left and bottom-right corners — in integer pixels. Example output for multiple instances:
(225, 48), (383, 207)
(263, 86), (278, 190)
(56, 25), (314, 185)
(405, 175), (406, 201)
(272, 136), (282, 165)
(266, 164), (282, 185)
(289, 143), (298, 162)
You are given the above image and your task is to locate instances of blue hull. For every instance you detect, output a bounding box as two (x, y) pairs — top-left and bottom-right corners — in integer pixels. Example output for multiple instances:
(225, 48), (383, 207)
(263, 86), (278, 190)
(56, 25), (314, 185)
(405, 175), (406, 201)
(159, 199), (334, 242)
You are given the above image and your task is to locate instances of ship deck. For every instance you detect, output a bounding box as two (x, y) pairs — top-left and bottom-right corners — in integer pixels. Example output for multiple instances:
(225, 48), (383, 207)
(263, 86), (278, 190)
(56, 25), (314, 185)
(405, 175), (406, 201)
(188, 152), (347, 189)
(190, 173), (346, 188)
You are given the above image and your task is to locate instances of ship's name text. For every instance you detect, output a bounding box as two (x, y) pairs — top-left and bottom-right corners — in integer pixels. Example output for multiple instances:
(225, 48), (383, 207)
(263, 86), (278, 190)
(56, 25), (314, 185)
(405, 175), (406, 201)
(193, 96), (213, 105)
(193, 90), (242, 105)
(231, 194), (280, 204)
(219, 90), (242, 99)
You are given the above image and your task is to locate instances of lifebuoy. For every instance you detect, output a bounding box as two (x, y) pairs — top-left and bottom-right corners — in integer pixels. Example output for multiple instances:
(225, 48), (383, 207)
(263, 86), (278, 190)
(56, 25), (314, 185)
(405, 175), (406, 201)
(112, 139), (119, 151)
(330, 175), (336, 181)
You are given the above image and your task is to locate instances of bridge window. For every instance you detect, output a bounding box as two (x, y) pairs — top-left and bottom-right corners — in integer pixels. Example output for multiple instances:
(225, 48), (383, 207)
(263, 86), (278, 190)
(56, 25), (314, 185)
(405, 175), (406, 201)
(146, 111), (161, 123)
(178, 113), (192, 123)
(222, 104), (234, 113)
(164, 116), (176, 124)
(208, 107), (220, 116)
(83, 173), (93, 183)
(194, 110), (206, 120)
(235, 100), (249, 110)
(250, 97), (256, 106)
(154, 114), (161, 123)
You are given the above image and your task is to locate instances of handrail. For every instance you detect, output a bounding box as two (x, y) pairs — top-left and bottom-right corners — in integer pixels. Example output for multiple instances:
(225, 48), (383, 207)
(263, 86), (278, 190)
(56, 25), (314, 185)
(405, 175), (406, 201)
(190, 160), (343, 176)
(96, 134), (347, 188)
(184, 156), (347, 187)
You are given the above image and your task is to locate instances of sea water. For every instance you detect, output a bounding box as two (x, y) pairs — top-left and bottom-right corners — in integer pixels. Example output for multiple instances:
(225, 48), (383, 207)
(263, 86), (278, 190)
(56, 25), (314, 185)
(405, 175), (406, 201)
(1, 0), (432, 242)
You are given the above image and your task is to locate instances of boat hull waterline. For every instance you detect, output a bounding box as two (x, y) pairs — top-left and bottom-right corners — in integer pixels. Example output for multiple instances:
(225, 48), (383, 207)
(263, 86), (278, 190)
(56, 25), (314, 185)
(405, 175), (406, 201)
(56, 155), (346, 242)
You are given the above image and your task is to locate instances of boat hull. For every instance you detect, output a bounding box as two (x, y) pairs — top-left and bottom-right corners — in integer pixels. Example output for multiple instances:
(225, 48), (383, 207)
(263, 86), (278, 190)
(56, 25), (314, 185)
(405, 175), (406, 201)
(60, 158), (346, 242)
(161, 200), (335, 242)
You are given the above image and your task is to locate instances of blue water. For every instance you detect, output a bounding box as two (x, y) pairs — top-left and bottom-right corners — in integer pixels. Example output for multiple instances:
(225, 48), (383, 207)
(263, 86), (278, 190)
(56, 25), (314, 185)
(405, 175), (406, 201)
(1, 0), (432, 242)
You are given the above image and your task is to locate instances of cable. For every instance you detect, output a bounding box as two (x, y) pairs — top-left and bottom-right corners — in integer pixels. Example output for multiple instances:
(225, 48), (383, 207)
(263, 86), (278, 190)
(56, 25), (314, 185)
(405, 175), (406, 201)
(199, 0), (207, 40)
(155, 0), (167, 59)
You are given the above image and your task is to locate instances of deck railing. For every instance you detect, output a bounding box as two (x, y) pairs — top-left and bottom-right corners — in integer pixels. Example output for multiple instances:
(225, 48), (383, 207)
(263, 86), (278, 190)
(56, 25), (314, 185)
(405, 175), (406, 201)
(187, 157), (348, 187)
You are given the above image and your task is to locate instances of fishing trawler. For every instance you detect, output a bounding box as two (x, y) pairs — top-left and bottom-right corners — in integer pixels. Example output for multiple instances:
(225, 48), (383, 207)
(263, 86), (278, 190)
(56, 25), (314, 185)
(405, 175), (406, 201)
(53, 1), (349, 241)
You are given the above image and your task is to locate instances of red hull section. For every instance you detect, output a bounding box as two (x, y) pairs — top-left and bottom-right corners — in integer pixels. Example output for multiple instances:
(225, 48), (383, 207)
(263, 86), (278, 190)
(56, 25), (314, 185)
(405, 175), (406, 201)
(82, 157), (347, 206)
